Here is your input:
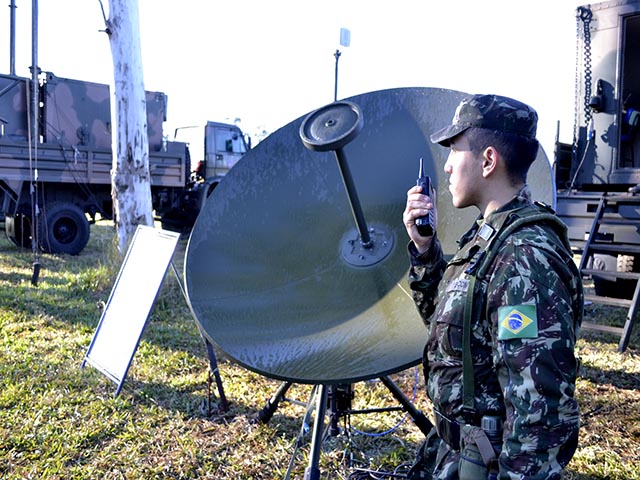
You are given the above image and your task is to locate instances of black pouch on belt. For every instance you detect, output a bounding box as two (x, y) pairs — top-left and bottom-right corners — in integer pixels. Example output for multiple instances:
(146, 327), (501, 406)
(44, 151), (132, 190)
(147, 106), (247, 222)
(433, 408), (461, 451)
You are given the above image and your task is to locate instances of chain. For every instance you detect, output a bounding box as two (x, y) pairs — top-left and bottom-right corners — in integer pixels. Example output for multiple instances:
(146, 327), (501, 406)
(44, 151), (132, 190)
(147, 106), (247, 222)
(581, 6), (594, 123)
(574, 6), (594, 147)
(573, 8), (581, 145)
(567, 6), (595, 192)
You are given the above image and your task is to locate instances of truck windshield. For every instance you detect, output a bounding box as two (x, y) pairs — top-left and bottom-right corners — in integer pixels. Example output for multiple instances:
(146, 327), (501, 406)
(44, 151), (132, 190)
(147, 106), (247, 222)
(215, 128), (247, 155)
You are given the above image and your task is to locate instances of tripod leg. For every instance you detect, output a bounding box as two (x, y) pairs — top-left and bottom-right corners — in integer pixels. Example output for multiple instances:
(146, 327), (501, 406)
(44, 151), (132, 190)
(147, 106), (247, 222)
(257, 381), (293, 424)
(205, 339), (228, 412)
(379, 375), (433, 435)
(304, 384), (328, 480)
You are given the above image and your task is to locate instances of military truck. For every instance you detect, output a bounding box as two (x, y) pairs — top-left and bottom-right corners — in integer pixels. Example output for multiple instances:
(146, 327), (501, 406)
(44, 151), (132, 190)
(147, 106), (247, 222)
(555, 0), (640, 289)
(0, 71), (249, 254)
(555, 0), (640, 350)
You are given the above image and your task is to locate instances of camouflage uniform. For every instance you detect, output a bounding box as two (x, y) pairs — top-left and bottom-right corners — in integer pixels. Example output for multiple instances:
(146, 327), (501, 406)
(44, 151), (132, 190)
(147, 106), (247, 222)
(407, 95), (583, 479)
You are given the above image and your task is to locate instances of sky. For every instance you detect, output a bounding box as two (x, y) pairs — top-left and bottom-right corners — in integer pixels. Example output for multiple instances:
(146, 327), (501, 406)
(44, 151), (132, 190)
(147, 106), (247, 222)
(1, 0), (588, 161)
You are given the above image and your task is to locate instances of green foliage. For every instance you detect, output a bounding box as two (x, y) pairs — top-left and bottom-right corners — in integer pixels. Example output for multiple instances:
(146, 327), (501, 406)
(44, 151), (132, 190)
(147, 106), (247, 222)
(0, 222), (639, 479)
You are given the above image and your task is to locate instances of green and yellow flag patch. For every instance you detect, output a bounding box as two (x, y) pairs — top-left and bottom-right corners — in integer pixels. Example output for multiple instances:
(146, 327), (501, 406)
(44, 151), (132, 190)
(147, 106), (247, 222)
(498, 305), (538, 340)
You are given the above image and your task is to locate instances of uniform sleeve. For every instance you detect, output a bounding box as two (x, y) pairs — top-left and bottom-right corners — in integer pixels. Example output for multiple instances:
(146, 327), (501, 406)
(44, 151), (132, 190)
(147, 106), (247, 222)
(487, 241), (580, 479)
(407, 235), (447, 324)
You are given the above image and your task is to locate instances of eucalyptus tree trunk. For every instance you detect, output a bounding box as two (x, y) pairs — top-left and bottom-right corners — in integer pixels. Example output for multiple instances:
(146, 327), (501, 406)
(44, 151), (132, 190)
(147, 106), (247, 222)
(105, 0), (153, 253)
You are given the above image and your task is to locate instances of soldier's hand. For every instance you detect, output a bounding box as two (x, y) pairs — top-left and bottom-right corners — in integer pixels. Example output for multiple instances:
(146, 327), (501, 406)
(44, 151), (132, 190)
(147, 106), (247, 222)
(404, 185), (437, 254)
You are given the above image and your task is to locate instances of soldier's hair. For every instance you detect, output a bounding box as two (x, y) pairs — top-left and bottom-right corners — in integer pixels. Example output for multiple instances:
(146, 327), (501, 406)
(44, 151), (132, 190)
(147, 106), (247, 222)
(466, 127), (539, 185)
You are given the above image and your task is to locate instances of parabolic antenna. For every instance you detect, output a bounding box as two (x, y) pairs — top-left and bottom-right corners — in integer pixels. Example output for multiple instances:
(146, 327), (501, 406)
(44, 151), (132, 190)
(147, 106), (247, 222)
(184, 87), (554, 385)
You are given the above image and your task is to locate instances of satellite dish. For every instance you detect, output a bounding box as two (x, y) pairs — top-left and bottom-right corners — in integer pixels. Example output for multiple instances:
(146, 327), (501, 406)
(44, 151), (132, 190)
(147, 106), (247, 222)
(184, 87), (554, 385)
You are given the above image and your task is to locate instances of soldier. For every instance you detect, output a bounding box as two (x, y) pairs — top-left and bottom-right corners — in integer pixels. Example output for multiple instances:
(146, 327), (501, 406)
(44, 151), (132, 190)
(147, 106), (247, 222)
(403, 94), (583, 479)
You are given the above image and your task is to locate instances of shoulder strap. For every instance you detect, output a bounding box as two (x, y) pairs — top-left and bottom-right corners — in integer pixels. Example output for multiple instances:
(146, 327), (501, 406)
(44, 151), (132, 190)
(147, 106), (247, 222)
(461, 203), (569, 415)
(477, 210), (568, 280)
(462, 274), (479, 414)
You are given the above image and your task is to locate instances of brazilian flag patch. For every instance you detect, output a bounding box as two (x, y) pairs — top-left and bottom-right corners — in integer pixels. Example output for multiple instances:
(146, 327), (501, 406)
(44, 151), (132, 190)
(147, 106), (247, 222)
(498, 305), (538, 340)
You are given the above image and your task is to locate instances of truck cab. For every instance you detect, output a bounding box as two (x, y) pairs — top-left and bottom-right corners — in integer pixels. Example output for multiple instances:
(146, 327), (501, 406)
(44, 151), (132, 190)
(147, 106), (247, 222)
(196, 121), (249, 180)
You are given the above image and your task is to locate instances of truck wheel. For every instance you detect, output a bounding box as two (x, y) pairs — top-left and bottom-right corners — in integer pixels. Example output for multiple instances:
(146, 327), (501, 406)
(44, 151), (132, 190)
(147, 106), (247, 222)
(591, 253), (636, 299)
(160, 214), (181, 232)
(39, 202), (90, 255)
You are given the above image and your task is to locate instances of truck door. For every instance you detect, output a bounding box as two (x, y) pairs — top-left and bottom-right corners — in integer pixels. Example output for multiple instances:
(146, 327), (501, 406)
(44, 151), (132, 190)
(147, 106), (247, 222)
(619, 12), (640, 170)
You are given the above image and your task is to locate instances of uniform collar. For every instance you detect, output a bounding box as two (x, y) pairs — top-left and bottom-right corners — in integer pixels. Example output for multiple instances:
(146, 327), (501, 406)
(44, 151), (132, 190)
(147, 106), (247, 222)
(458, 185), (532, 248)
(479, 185), (532, 242)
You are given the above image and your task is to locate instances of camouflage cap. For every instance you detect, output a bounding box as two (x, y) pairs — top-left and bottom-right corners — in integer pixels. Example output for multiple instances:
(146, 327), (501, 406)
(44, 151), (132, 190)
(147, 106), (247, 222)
(430, 94), (538, 146)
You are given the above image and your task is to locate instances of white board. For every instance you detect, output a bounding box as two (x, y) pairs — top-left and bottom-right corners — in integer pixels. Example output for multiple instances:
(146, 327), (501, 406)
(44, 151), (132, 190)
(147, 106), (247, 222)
(82, 225), (180, 396)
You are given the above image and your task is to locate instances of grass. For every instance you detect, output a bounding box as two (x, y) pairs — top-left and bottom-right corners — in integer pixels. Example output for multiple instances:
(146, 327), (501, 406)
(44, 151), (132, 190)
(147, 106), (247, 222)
(1, 221), (639, 479)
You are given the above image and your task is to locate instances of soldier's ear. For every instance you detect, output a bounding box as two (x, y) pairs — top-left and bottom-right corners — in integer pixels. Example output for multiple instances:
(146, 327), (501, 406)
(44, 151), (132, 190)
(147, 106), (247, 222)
(481, 146), (499, 178)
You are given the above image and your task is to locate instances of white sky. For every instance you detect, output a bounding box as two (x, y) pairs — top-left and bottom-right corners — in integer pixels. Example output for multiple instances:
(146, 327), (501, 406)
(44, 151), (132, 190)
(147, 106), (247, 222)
(2, 0), (587, 158)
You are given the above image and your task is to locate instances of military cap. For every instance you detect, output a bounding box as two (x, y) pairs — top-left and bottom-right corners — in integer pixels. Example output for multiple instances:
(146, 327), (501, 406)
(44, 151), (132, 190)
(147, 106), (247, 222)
(430, 94), (538, 146)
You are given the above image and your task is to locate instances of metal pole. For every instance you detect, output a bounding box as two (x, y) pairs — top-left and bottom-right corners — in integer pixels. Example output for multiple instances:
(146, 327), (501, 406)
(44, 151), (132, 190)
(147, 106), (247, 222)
(9, 0), (17, 75)
(333, 49), (341, 102)
(30, 0), (41, 286)
(334, 147), (372, 247)
(304, 384), (328, 480)
(30, 0), (39, 154)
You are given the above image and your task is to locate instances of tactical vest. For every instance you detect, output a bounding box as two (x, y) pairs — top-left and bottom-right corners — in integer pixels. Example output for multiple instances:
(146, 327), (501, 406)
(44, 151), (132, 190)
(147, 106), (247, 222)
(460, 201), (583, 416)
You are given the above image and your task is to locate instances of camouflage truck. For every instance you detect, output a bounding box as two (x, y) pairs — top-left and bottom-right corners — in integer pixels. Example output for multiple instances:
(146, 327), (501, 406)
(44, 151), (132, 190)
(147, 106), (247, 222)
(554, 0), (640, 300)
(0, 71), (248, 254)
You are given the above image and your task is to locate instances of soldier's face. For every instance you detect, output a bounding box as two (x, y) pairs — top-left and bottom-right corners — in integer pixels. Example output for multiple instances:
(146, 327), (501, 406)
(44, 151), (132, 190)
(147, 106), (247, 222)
(443, 132), (483, 209)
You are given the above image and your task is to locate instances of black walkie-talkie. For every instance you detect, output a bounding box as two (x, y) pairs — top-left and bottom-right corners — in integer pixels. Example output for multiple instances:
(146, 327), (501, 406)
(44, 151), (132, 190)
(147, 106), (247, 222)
(415, 157), (436, 237)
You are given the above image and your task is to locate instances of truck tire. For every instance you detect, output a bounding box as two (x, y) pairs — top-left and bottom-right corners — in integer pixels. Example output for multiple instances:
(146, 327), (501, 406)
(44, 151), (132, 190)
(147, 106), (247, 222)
(39, 202), (90, 255)
(591, 253), (636, 299)
(160, 215), (192, 233)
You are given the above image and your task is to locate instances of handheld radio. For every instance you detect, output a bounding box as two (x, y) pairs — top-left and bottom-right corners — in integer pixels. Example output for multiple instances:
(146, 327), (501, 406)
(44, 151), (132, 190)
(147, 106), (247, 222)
(415, 157), (436, 237)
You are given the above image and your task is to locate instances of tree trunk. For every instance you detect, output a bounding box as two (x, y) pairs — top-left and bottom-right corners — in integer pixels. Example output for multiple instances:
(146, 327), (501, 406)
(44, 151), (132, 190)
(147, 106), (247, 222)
(106, 0), (153, 253)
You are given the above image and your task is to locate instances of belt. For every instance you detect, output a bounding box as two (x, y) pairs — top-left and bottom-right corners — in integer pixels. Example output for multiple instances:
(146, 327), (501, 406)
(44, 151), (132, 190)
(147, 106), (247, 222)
(433, 408), (461, 451)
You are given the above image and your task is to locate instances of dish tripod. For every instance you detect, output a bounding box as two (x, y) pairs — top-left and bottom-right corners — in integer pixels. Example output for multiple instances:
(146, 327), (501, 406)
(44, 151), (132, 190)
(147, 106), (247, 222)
(258, 377), (433, 480)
